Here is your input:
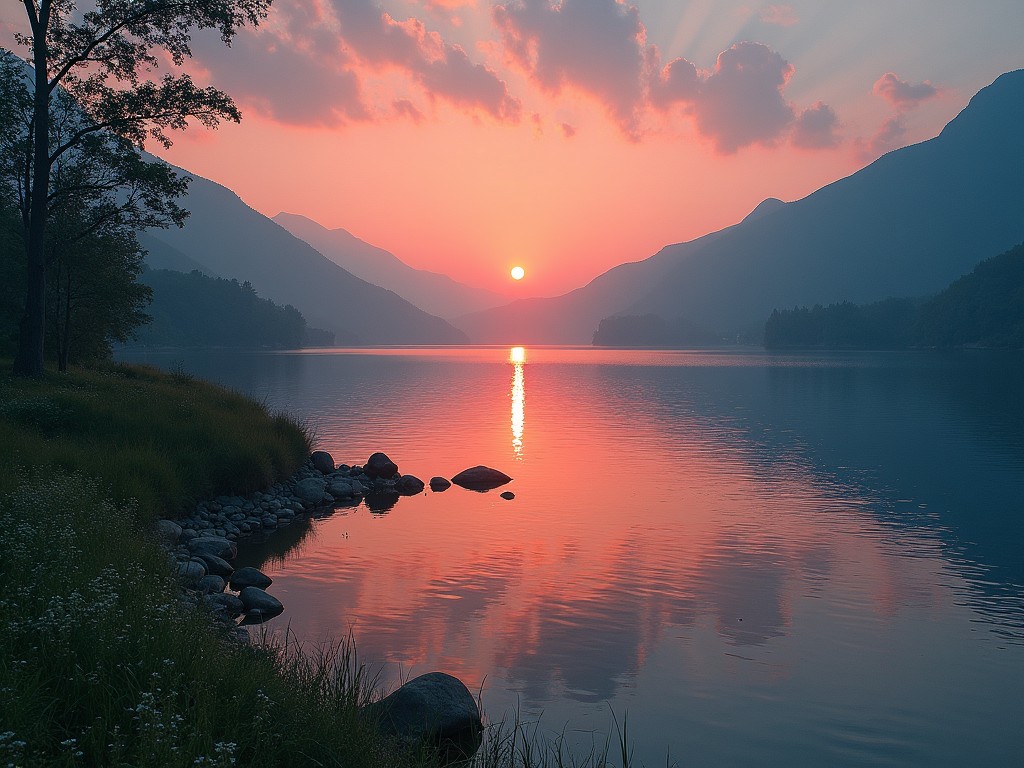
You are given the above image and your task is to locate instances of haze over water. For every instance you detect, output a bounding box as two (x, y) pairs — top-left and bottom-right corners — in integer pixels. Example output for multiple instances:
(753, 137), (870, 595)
(123, 346), (1024, 767)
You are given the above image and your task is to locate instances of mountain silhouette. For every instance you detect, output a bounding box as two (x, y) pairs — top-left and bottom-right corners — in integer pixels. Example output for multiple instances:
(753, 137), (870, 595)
(455, 70), (1024, 343)
(273, 213), (509, 319)
(143, 169), (468, 345)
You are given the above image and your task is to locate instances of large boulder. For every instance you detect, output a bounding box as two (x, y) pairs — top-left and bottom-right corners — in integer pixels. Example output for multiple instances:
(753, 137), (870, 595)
(365, 452), (399, 479)
(239, 587), (284, 622)
(397, 475), (425, 495)
(204, 592), (244, 618)
(294, 477), (327, 505)
(328, 479), (355, 499)
(188, 536), (237, 561)
(450, 466), (513, 491)
(311, 450), (336, 474)
(230, 566), (273, 591)
(197, 553), (234, 578)
(154, 519), (182, 545)
(368, 672), (483, 763)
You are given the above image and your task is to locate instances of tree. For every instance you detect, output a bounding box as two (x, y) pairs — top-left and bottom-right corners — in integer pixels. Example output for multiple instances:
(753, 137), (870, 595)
(6, 0), (270, 376)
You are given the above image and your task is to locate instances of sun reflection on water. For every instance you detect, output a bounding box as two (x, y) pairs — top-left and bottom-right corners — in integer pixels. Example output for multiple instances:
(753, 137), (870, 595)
(510, 347), (525, 458)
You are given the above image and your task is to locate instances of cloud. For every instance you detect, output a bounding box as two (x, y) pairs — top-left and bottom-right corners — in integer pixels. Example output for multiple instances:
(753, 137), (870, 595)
(561, 122), (577, 138)
(691, 42), (796, 153)
(493, 0), (655, 137)
(190, 2), (368, 126)
(189, 0), (519, 125)
(494, 2), (836, 152)
(759, 4), (799, 27)
(334, 0), (521, 122)
(865, 114), (906, 156)
(792, 101), (840, 149)
(872, 72), (940, 108)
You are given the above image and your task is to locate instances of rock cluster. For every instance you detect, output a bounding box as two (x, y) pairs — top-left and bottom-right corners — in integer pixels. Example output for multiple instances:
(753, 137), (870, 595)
(157, 450), (492, 763)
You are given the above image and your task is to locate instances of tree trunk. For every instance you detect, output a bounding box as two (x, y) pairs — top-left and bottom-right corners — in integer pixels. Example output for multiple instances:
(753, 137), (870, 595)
(13, 5), (51, 377)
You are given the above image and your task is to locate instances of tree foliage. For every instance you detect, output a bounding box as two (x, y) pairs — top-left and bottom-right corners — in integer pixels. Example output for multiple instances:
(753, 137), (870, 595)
(763, 243), (1024, 350)
(137, 269), (314, 349)
(5, 0), (270, 375)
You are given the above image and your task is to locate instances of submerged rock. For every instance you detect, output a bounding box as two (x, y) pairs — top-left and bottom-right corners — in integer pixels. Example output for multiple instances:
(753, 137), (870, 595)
(365, 452), (399, 479)
(500, 491), (515, 500)
(364, 489), (400, 514)
(451, 466), (513, 491)
(367, 672), (483, 763)
(311, 450), (336, 474)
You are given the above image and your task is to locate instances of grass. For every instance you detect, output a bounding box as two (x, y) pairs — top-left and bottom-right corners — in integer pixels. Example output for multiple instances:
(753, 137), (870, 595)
(0, 359), (650, 767)
(0, 360), (309, 519)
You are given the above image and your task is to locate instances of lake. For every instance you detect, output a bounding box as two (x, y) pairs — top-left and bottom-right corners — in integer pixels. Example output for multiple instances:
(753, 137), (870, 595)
(119, 346), (1024, 767)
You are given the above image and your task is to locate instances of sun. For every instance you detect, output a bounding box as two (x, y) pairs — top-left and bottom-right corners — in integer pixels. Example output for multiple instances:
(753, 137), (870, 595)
(510, 266), (526, 281)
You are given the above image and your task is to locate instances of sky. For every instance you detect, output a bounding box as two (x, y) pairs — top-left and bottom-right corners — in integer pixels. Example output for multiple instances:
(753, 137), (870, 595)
(3, 1), (1024, 296)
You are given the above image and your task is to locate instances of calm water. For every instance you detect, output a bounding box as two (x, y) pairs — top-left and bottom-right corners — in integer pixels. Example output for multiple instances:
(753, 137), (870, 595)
(120, 346), (1024, 767)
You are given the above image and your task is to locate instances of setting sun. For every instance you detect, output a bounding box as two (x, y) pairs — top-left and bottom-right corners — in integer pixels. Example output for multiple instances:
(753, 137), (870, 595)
(510, 266), (525, 281)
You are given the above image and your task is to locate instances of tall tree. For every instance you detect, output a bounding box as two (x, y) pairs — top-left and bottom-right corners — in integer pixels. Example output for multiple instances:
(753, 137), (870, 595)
(7, 0), (270, 376)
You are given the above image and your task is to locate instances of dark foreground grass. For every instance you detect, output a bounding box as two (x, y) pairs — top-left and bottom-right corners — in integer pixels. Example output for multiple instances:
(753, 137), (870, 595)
(0, 360), (309, 519)
(0, 361), (646, 767)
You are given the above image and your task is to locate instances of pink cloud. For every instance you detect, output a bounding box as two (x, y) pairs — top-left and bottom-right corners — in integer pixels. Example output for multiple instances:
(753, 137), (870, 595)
(493, 0), (655, 137)
(792, 101), (840, 149)
(335, 0), (521, 121)
(561, 122), (577, 138)
(393, 98), (426, 123)
(873, 72), (940, 108)
(692, 42), (796, 153)
(759, 4), (799, 27)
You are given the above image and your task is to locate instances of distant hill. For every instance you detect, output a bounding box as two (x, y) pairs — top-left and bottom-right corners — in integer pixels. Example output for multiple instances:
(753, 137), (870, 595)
(592, 313), (720, 347)
(142, 168), (468, 345)
(137, 269), (334, 348)
(273, 212), (509, 319)
(138, 232), (218, 277)
(764, 242), (1024, 349)
(456, 70), (1024, 344)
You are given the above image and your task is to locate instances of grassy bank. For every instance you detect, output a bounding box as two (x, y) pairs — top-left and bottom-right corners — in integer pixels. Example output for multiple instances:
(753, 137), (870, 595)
(0, 361), (641, 767)
(0, 361), (407, 766)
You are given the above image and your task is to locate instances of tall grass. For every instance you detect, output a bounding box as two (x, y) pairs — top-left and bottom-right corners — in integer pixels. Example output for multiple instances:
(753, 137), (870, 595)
(0, 360), (309, 519)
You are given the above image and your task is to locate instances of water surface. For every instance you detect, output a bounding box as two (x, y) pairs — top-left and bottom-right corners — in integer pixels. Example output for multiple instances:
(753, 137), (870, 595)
(121, 346), (1024, 767)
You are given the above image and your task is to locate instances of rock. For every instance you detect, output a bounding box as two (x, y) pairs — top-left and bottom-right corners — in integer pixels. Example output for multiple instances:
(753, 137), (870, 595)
(294, 477), (327, 505)
(230, 567), (273, 591)
(188, 536), (238, 561)
(197, 575), (226, 594)
(365, 452), (399, 479)
(311, 450), (336, 474)
(197, 553), (234, 578)
(175, 559), (205, 582)
(204, 592), (244, 617)
(239, 587), (284, 621)
(328, 479), (354, 498)
(397, 475), (425, 495)
(500, 491), (515, 500)
(450, 466), (513, 491)
(154, 519), (182, 545)
(429, 477), (452, 492)
(368, 672), (483, 762)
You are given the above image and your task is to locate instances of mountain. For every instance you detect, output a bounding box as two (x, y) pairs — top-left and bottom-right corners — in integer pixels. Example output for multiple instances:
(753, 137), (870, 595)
(139, 231), (218, 277)
(142, 169), (467, 345)
(273, 213), (509, 319)
(455, 70), (1024, 344)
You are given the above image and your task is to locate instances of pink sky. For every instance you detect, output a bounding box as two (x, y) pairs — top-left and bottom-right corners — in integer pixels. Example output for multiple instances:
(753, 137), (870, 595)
(3, 1), (1023, 296)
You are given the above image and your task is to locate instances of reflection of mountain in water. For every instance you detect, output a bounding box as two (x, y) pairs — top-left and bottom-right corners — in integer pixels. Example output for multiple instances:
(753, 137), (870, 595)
(592, 352), (1024, 636)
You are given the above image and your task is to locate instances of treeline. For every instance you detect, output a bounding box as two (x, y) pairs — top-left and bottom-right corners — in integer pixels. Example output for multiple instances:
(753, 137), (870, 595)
(593, 313), (720, 347)
(137, 269), (333, 349)
(764, 243), (1024, 349)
